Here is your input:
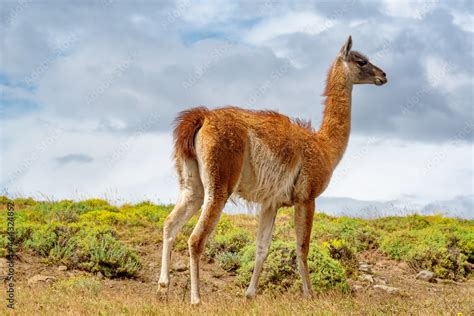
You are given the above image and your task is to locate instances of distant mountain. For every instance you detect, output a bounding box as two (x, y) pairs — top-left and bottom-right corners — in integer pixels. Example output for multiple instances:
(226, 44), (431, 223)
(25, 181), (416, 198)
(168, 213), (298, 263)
(316, 195), (473, 219)
(225, 195), (473, 219)
(420, 195), (473, 219)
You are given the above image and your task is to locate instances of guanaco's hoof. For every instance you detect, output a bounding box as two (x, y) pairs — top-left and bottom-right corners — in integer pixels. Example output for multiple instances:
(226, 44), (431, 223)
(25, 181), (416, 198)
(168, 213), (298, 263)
(156, 282), (169, 296)
(245, 290), (256, 299)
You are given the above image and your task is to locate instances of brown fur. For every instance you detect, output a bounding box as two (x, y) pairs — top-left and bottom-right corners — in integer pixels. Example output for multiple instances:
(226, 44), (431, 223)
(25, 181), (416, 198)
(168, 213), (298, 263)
(173, 106), (209, 160)
(159, 36), (387, 304)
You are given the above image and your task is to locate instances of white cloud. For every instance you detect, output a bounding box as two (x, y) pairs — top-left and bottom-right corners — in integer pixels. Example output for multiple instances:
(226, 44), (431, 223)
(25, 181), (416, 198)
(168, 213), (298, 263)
(1, 115), (177, 204)
(244, 11), (333, 45)
(325, 136), (473, 203)
(181, 0), (238, 26)
(379, 0), (439, 20)
(424, 56), (472, 93)
(451, 11), (474, 33)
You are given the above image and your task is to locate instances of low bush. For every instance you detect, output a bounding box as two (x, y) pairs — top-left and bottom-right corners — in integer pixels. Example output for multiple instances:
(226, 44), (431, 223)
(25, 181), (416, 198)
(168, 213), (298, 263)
(455, 227), (474, 263)
(238, 241), (297, 292)
(312, 215), (381, 251)
(380, 227), (467, 279)
(238, 241), (349, 293)
(207, 227), (251, 258)
(216, 251), (241, 272)
(308, 245), (350, 293)
(206, 215), (252, 272)
(20, 221), (141, 277)
(24, 223), (73, 257)
(75, 229), (141, 277)
(323, 239), (358, 277)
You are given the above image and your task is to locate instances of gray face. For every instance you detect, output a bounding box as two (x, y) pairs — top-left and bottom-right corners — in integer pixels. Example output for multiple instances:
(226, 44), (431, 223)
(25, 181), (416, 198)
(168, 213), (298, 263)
(339, 36), (388, 86)
(346, 51), (388, 86)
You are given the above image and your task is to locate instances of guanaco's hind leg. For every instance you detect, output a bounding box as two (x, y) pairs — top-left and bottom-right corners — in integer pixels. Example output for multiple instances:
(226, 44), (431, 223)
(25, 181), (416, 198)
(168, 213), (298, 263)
(188, 194), (227, 305)
(187, 127), (245, 305)
(158, 159), (203, 291)
(294, 201), (315, 297)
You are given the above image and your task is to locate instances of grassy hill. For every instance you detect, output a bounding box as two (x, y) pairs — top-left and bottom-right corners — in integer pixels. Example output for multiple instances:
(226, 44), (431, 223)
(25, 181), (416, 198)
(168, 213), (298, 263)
(0, 197), (473, 314)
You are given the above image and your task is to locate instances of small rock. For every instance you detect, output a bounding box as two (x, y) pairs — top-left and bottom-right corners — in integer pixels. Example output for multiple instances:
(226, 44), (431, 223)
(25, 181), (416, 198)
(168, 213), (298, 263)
(212, 271), (224, 279)
(173, 263), (187, 272)
(27, 275), (57, 285)
(465, 262), (474, 273)
(359, 262), (373, 274)
(97, 271), (104, 279)
(58, 265), (67, 271)
(70, 255), (79, 265)
(416, 270), (436, 282)
(148, 262), (157, 268)
(373, 284), (400, 294)
(352, 284), (364, 291)
(359, 274), (374, 283)
(374, 277), (388, 285)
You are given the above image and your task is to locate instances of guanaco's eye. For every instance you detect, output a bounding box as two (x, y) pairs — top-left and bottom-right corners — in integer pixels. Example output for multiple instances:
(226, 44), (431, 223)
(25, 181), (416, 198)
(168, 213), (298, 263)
(357, 60), (367, 66)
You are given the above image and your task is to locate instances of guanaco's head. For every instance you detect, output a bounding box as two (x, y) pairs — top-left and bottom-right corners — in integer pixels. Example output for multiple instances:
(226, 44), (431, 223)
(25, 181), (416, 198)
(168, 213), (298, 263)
(338, 36), (387, 86)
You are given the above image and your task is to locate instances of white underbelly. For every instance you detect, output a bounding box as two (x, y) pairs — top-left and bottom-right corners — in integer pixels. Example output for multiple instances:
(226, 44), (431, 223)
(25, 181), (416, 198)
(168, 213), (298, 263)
(233, 136), (301, 207)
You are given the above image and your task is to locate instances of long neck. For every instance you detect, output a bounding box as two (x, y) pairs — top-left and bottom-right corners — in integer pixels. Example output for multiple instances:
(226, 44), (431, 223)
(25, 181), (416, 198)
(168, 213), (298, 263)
(318, 59), (353, 169)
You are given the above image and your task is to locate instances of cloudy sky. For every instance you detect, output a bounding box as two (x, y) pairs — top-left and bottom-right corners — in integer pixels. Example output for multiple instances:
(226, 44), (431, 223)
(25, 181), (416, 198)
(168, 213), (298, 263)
(1, 0), (473, 218)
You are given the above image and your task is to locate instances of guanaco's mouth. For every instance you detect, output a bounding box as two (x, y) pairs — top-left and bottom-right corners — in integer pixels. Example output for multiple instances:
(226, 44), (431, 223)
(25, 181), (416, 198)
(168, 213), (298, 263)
(375, 77), (387, 86)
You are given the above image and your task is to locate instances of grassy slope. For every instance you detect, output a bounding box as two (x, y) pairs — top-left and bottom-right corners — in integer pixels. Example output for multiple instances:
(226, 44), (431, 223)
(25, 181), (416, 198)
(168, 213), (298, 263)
(0, 197), (473, 315)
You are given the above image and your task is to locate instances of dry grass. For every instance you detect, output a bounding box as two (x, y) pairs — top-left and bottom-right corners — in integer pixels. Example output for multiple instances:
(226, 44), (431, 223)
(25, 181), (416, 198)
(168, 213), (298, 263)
(2, 277), (473, 315)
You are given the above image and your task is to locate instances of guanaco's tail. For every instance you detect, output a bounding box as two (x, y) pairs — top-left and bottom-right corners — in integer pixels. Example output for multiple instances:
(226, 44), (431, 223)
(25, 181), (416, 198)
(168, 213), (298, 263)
(173, 107), (209, 160)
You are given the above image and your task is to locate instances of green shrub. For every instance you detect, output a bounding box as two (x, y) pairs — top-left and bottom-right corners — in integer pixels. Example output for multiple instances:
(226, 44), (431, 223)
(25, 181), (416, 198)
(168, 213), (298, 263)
(0, 196), (14, 210)
(14, 222), (39, 244)
(238, 241), (297, 292)
(47, 201), (80, 223)
(18, 201), (83, 224)
(13, 197), (37, 209)
(71, 199), (114, 214)
(323, 239), (358, 276)
(125, 203), (171, 228)
(75, 231), (141, 277)
(238, 241), (349, 294)
(373, 214), (435, 232)
(380, 227), (467, 279)
(312, 216), (381, 251)
(17, 220), (141, 277)
(22, 223), (77, 265)
(216, 251), (241, 272)
(454, 226), (474, 262)
(0, 234), (7, 256)
(205, 216), (251, 274)
(134, 204), (170, 223)
(80, 210), (130, 226)
(207, 227), (251, 258)
(308, 246), (350, 293)
(24, 223), (66, 256)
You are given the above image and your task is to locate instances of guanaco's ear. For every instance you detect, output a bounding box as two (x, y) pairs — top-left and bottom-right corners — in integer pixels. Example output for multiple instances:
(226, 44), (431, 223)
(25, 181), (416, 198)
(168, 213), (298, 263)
(339, 35), (352, 59)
